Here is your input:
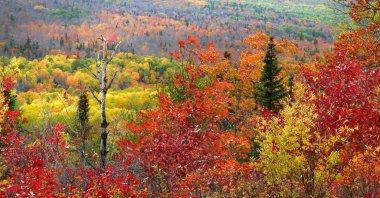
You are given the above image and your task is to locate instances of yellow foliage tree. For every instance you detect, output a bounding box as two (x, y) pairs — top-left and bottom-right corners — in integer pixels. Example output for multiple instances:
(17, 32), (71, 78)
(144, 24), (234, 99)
(255, 84), (348, 197)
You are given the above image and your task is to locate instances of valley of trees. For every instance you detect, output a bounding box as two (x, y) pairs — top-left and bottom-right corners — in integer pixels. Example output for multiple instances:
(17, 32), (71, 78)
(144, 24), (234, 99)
(0, 0), (379, 197)
(0, 0), (340, 60)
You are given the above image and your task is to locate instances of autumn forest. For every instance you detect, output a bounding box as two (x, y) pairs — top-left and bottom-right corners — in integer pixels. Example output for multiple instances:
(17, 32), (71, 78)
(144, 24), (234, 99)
(0, 0), (379, 197)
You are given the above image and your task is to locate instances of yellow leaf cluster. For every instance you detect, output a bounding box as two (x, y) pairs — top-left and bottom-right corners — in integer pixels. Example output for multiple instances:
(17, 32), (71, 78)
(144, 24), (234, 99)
(255, 83), (350, 197)
(0, 93), (7, 132)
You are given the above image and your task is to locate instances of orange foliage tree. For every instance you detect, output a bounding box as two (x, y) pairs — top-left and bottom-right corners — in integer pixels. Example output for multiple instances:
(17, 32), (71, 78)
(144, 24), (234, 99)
(328, 0), (380, 68)
(203, 32), (297, 139)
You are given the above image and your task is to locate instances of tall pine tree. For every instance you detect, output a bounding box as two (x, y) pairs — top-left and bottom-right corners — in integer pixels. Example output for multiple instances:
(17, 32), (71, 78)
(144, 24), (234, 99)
(255, 37), (288, 113)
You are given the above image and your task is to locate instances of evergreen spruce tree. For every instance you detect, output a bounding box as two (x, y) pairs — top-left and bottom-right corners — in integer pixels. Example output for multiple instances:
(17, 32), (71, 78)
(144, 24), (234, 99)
(23, 37), (32, 52)
(255, 37), (288, 113)
(76, 92), (92, 184)
(60, 37), (64, 47)
(77, 92), (90, 154)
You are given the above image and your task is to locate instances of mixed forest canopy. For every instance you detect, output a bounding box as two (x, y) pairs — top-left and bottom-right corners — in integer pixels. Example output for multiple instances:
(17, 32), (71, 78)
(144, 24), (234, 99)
(0, 0), (379, 197)
(0, 0), (344, 60)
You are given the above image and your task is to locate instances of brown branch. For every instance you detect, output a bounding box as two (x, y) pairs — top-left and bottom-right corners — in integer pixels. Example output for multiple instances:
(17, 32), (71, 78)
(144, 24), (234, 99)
(106, 71), (119, 92)
(106, 41), (122, 64)
(89, 87), (101, 104)
(328, 0), (350, 14)
(100, 35), (107, 61)
(99, 35), (107, 42)
(95, 53), (102, 83)
(80, 63), (97, 79)
(73, 148), (98, 170)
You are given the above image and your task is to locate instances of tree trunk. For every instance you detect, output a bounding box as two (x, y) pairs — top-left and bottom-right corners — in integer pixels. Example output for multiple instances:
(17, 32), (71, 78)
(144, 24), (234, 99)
(81, 35), (121, 172)
(99, 61), (108, 170)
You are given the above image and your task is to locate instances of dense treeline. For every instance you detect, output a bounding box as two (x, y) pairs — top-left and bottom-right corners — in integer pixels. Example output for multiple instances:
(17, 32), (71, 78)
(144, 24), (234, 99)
(0, 53), (176, 93)
(0, 53), (175, 139)
(0, 0), (338, 60)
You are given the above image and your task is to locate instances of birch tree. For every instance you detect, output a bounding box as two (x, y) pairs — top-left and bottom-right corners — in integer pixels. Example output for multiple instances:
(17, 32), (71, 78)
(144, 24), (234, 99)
(81, 35), (121, 171)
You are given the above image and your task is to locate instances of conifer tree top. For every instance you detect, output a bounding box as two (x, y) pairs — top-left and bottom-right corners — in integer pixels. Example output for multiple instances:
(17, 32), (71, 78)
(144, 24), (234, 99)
(255, 36), (288, 113)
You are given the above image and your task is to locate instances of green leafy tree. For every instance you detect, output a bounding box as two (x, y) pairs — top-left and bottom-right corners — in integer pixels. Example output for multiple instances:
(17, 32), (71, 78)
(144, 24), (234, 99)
(255, 37), (288, 113)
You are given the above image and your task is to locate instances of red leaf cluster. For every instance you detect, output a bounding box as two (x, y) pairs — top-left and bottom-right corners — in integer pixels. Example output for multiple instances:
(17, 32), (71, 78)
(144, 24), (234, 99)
(304, 53), (380, 154)
(126, 65), (250, 195)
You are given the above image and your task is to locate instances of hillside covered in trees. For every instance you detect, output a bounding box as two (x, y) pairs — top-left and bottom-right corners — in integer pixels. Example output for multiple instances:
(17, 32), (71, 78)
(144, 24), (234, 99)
(0, 0), (344, 60)
(0, 0), (379, 197)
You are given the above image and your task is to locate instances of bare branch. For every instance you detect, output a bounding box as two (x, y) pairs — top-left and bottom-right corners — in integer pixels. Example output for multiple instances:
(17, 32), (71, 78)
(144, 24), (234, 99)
(80, 63), (97, 79)
(95, 53), (101, 82)
(99, 35), (107, 42)
(73, 148), (98, 170)
(100, 35), (108, 61)
(106, 71), (119, 92)
(89, 87), (101, 104)
(106, 41), (122, 64)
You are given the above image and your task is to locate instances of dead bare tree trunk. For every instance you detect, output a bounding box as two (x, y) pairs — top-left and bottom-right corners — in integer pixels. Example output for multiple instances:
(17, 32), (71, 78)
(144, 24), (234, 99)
(81, 35), (121, 171)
